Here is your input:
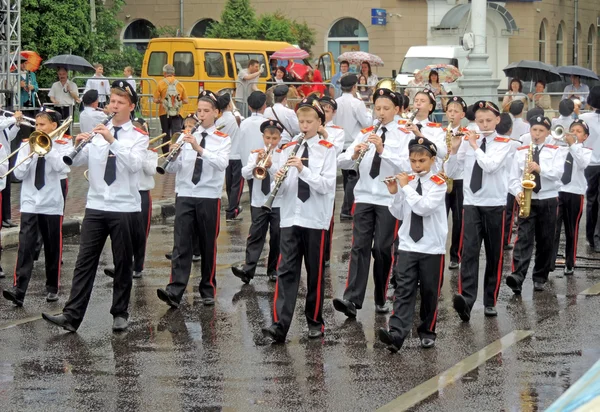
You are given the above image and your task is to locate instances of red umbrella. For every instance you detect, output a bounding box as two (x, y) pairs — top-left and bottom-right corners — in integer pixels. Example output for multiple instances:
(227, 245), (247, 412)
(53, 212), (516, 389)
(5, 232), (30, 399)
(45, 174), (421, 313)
(20, 51), (42, 72)
(270, 46), (309, 60)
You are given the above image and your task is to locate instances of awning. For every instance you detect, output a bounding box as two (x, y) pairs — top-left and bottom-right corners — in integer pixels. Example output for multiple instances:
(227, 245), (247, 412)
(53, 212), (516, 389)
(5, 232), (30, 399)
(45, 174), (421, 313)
(434, 2), (519, 34)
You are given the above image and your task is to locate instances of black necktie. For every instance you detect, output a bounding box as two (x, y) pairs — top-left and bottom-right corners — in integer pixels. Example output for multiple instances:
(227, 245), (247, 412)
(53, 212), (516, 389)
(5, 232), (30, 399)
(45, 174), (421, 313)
(369, 126), (387, 179)
(469, 138), (486, 193)
(191, 132), (208, 185)
(103, 126), (121, 186)
(533, 145), (541, 193)
(261, 163), (271, 195)
(34, 157), (45, 190)
(297, 142), (310, 202)
(561, 153), (573, 185)
(410, 179), (424, 242)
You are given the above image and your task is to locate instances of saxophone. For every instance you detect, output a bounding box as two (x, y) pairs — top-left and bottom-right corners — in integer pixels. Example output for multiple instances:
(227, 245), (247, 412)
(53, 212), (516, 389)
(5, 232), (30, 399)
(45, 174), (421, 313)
(518, 144), (537, 218)
(444, 120), (454, 193)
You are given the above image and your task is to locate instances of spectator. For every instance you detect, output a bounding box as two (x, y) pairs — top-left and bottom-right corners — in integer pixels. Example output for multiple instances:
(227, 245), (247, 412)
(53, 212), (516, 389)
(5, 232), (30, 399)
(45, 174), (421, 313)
(83, 63), (111, 108)
(357, 74), (371, 102)
(79, 89), (108, 133)
(124, 66), (136, 91)
(297, 69), (315, 98)
(502, 78), (527, 112)
(271, 66), (287, 84)
(19, 58), (38, 107)
(360, 61), (378, 91)
(48, 67), (80, 122)
(329, 60), (350, 98)
(426, 70), (446, 123)
(562, 75), (590, 101)
(528, 80), (552, 118)
(235, 59), (263, 113)
(153, 64), (189, 154)
(405, 69), (424, 105)
(312, 69), (326, 96)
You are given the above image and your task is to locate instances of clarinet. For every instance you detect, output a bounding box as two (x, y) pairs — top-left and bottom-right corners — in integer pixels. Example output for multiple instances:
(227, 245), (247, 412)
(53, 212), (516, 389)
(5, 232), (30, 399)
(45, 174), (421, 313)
(63, 113), (116, 166)
(156, 121), (202, 175)
(262, 133), (306, 211)
(348, 118), (382, 177)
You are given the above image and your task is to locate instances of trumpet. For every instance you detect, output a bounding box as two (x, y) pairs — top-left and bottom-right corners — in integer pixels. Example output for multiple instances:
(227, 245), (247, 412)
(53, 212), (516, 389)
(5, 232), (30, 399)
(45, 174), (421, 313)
(0, 117), (72, 179)
(550, 124), (575, 142)
(63, 113), (115, 165)
(348, 118), (382, 177)
(156, 122), (202, 174)
(262, 134), (305, 211)
(253, 144), (274, 180)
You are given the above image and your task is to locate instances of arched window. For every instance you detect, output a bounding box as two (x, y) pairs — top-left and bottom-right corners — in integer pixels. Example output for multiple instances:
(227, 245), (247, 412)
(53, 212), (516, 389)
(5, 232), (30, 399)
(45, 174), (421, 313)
(191, 19), (215, 38)
(327, 18), (369, 62)
(556, 22), (564, 66)
(538, 20), (546, 63)
(123, 19), (155, 52)
(587, 25), (595, 70)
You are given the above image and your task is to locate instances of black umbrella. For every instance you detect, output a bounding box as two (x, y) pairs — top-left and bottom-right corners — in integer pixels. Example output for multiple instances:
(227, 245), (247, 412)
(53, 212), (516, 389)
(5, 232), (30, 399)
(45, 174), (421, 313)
(503, 60), (562, 84)
(557, 65), (599, 81)
(43, 54), (95, 73)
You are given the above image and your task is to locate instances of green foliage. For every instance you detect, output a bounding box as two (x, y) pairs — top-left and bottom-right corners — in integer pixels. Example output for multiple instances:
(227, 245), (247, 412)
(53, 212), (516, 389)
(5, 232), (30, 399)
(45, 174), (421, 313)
(291, 21), (316, 57)
(256, 13), (295, 43)
(151, 25), (180, 38)
(206, 0), (258, 39)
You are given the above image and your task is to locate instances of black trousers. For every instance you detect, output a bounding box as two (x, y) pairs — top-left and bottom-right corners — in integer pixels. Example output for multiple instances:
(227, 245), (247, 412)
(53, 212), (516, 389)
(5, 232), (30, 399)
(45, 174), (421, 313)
(325, 206), (335, 263)
(504, 193), (517, 246)
(389, 251), (444, 341)
(585, 165), (600, 245)
(244, 206), (280, 277)
(133, 191), (152, 272)
(273, 226), (327, 336)
(1, 181), (10, 221)
(225, 159), (244, 219)
(512, 197), (558, 284)
(159, 114), (183, 154)
(13, 213), (62, 298)
(341, 169), (358, 216)
(458, 205), (505, 309)
(34, 178), (68, 259)
(552, 192), (584, 271)
(167, 197), (221, 301)
(62, 209), (136, 329)
(343, 203), (399, 309)
(445, 179), (463, 263)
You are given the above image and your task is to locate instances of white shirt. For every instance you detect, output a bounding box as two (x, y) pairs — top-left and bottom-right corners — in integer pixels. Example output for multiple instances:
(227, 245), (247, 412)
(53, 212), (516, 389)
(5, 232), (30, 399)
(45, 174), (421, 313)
(562, 84), (590, 101)
(580, 112), (600, 165)
(79, 107), (108, 133)
(388, 171), (448, 255)
(241, 146), (282, 208)
(14, 141), (69, 215)
(48, 80), (78, 105)
(411, 118), (447, 173)
(71, 120), (148, 212)
(238, 113), (267, 167)
(0, 117), (20, 151)
(0, 143), (9, 191)
(84, 75), (112, 103)
(552, 115), (574, 132)
(334, 93), (372, 150)
(274, 136), (337, 230)
(510, 118), (530, 140)
(127, 76), (136, 91)
(264, 103), (299, 145)
(338, 120), (409, 206)
(216, 111), (241, 160)
(558, 143), (591, 195)
(324, 122), (345, 156)
(509, 143), (567, 200)
(140, 150), (158, 191)
(445, 132), (512, 206)
(52, 134), (74, 180)
(165, 124), (231, 199)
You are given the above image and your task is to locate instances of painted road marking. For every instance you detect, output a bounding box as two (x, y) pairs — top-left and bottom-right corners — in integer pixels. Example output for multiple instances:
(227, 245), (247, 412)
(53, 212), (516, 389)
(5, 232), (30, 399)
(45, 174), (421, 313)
(546, 358), (600, 412)
(0, 310), (61, 331)
(377, 330), (533, 412)
(579, 282), (600, 295)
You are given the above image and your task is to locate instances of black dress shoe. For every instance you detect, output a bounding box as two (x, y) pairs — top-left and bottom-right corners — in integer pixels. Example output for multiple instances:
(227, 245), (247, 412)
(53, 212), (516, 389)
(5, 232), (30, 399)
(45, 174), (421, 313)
(104, 268), (115, 279)
(504, 243), (514, 250)
(165, 253), (172, 260)
(484, 306), (498, 317)
(192, 255), (201, 262)
(420, 338), (435, 349)
(377, 328), (402, 353)
(3, 289), (23, 306)
(339, 214), (353, 221)
(133, 271), (143, 279)
(375, 303), (390, 314)
(564, 266), (574, 275)
(448, 261), (459, 270)
(262, 325), (286, 343)
(41, 313), (76, 332)
(332, 298), (357, 318)
(506, 274), (522, 295)
(267, 271), (277, 282)
(112, 316), (128, 332)
(308, 329), (323, 339)
(202, 297), (215, 306)
(231, 265), (251, 284)
(452, 294), (471, 322)
(2, 219), (16, 228)
(533, 281), (545, 292)
(46, 292), (59, 302)
(156, 288), (179, 309)
(324, 260), (330, 268)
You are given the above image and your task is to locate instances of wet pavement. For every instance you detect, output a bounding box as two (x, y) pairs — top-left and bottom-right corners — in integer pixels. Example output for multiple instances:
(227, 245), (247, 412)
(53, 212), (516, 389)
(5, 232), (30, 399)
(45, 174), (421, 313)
(1, 187), (600, 411)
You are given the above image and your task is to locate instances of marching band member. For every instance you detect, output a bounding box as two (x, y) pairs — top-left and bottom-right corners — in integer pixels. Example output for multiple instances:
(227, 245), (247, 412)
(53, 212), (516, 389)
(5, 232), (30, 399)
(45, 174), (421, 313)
(262, 98), (336, 342)
(508, 100), (529, 140)
(238, 91), (268, 200)
(231, 119), (283, 283)
(80, 89), (108, 133)
(0, 110), (22, 230)
(496, 113), (520, 251)
(156, 90), (231, 309)
(378, 137), (447, 353)
(551, 99), (575, 132)
(218, 93), (243, 222)
(551, 120), (591, 275)
(42, 80), (147, 332)
(445, 101), (511, 321)
(580, 86), (600, 250)
(264, 84), (300, 145)
(506, 116), (566, 294)
(0, 123), (11, 278)
(3, 109), (69, 306)
(333, 88), (407, 317)
(334, 74), (372, 220)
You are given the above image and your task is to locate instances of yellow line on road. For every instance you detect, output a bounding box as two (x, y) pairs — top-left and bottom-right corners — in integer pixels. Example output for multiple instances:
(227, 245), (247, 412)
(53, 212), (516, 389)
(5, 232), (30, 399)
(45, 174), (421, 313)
(0, 310), (62, 331)
(377, 330), (533, 412)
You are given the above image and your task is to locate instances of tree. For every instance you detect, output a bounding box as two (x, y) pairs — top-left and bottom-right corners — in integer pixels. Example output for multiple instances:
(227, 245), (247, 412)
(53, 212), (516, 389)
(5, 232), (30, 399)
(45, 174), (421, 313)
(205, 0), (258, 39)
(291, 21), (316, 57)
(256, 12), (295, 43)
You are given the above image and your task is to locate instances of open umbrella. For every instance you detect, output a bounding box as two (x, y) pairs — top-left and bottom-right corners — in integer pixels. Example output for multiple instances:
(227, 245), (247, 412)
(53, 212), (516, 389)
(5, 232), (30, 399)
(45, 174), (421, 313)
(20, 51), (42, 72)
(503, 60), (562, 84)
(337, 51), (384, 67)
(557, 65), (599, 81)
(43, 54), (95, 73)
(271, 46), (309, 60)
(416, 64), (462, 84)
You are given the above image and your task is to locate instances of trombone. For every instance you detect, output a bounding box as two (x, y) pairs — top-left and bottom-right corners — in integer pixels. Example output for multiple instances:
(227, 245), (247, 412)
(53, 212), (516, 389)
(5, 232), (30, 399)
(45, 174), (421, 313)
(156, 132), (182, 158)
(252, 144), (274, 180)
(0, 109), (36, 128)
(0, 117), (72, 178)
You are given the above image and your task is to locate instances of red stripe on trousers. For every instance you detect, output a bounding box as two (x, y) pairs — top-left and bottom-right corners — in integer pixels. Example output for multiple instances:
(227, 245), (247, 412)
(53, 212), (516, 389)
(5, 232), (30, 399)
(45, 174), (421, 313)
(273, 278), (280, 322)
(494, 211), (506, 304)
(429, 255), (445, 331)
(573, 195), (584, 267)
